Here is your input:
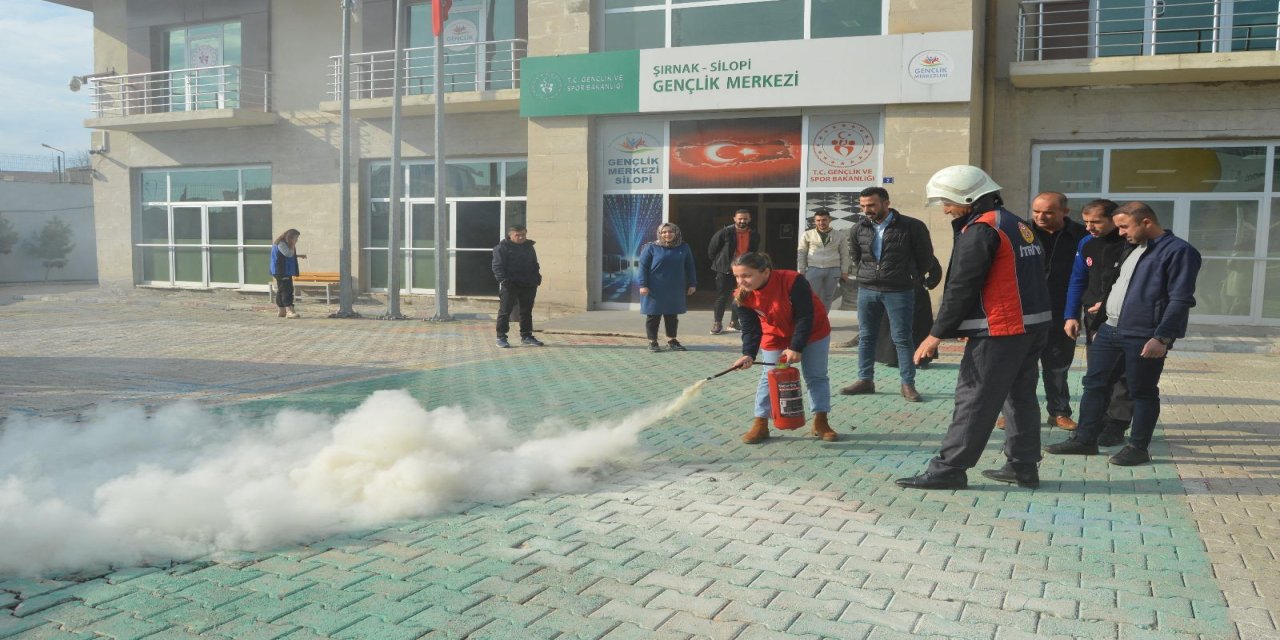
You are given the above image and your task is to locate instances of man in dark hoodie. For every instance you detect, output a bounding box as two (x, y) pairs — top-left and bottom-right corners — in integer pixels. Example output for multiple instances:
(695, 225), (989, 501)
(491, 225), (544, 348)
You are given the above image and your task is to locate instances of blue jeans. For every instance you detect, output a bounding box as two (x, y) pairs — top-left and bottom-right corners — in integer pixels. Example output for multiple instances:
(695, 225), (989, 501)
(754, 336), (831, 418)
(857, 288), (916, 385)
(1074, 323), (1166, 450)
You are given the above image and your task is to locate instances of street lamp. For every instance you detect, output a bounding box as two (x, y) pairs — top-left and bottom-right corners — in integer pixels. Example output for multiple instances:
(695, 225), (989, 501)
(41, 143), (66, 183)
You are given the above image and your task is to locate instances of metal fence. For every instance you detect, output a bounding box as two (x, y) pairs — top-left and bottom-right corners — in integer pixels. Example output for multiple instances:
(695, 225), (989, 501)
(89, 66), (272, 118)
(1018, 0), (1280, 61)
(328, 39), (527, 100)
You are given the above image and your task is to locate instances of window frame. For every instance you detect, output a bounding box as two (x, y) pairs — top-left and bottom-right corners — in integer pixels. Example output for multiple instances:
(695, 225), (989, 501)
(596, 0), (887, 50)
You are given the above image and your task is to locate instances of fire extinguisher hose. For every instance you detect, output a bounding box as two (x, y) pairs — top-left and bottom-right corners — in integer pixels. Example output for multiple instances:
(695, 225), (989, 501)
(706, 361), (770, 380)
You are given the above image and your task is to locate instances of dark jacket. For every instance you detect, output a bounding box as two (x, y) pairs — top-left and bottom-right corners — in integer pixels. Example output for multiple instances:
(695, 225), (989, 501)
(707, 224), (760, 273)
(1033, 217), (1089, 322)
(1100, 231), (1201, 340)
(1064, 228), (1126, 332)
(931, 206), (1052, 339)
(849, 210), (936, 292)
(491, 238), (542, 288)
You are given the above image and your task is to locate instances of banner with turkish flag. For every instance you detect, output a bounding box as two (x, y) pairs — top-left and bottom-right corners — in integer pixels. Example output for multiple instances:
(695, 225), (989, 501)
(668, 117), (802, 189)
(433, 0), (452, 36)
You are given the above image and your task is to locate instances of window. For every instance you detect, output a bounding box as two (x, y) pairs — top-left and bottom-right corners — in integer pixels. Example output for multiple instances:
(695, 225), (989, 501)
(165, 21), (243, 111)
(407, 0), (527, 93)
(1034, 143), (1280, 324)
(137, 166), (272, 288)
(365, 159), (527, 296)
(598, 0), (882, 51)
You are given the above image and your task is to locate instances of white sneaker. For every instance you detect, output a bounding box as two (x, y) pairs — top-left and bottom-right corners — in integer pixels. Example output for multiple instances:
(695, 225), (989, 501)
(286, 310), (300, 319)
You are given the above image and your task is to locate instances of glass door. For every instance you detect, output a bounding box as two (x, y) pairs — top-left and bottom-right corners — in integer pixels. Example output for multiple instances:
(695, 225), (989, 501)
(1151, 0), (1220, 54)
(408, 202), (437, 291)
(171, 205), (206, 285)
(1184, 198), (1262, 318)
(409, 1), (487, 93)
(454, 200), (502, 296)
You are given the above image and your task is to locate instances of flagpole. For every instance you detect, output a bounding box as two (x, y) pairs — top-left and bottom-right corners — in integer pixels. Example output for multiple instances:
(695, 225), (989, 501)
(432, 0), (452, 321)
(384, 0), (406, 319)
(334, 0), (358, 318)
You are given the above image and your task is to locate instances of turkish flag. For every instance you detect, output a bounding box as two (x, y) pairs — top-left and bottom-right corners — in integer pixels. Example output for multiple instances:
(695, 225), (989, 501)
(433, 0), (453, 37)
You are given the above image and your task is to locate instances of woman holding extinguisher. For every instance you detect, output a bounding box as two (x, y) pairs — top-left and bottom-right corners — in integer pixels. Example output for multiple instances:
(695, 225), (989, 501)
(730, 252), (838, 444)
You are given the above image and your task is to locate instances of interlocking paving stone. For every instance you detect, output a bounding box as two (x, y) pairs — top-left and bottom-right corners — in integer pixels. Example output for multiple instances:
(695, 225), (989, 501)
(2, 296), (1270, 639)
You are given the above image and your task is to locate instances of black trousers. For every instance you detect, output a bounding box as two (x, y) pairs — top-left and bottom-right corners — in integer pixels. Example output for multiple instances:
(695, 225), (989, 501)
(496, 284), (536, 338)
(645, 314), (679, 341)
(928, 328), (1048, 475)
(1041, 328), (1078, 417)
(1086, 315), (1134, 428)
(713, 272), (739, 325)
(274, 275), (294, 308)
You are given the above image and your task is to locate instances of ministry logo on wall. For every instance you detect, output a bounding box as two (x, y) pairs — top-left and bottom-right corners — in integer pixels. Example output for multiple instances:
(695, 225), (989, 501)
(807, 115), (880, 189)
(669, 117), (802, 189)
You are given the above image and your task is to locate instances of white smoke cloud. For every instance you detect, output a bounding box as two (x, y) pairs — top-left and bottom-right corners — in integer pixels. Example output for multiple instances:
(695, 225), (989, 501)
(0, 383), (705, 577)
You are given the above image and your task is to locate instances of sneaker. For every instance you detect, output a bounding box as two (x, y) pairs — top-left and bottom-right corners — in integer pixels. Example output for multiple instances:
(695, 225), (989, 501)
(285, 310), (300, 319)
(496, 337), (510, 348)
(520, 336), (545, 346)
(710, 322), (724, 335)
(728, 320), (741, 331)
(1109, 445), (1151, 466)
(667, 339), (687, 351)
(648, 341), (662, 352)
(981, 464), (1040, 489)
(1043, 439), (1099, 455)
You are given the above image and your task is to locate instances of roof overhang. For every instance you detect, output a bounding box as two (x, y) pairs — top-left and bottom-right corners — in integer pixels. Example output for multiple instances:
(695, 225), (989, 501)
(43, 0), (92, 11)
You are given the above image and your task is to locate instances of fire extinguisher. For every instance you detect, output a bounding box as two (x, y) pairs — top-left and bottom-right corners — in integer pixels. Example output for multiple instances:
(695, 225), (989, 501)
(768, 363), (805, 430)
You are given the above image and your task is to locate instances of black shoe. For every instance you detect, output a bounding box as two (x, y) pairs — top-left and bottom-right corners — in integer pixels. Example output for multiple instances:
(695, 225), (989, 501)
(667, 339), (687, 351)
(1044, 439), (1099, 455)
(1097, 426), (1129, 447)
(895, 471), (967, 490)
(981, 464), (1040, 488)
(648, 341), (662, 352)
(496, 337), (510, 348)
(521, 336), (545, 346)
(1109, 445), (1151, 466)
(710, 322), (724, 335)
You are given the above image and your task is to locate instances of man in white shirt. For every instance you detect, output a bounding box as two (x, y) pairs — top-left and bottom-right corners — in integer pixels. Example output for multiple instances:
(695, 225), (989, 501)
(796, 210), (850, 314)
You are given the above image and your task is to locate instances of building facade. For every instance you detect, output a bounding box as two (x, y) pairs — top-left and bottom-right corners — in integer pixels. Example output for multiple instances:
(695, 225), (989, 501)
(50, 0), (1280, 325)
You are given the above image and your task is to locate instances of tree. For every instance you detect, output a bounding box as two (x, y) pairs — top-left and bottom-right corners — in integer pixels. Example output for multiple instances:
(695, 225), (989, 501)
(0, 213), (17, 255)
(24, 217), (76, 280)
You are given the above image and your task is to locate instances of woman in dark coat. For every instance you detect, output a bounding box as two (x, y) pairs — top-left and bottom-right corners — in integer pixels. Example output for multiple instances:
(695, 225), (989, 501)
(638, 223), (697, 352)
(875, 256), (943, 367)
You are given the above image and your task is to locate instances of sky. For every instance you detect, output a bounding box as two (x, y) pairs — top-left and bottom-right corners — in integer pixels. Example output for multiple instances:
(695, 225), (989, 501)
(0, 1), (94, 164)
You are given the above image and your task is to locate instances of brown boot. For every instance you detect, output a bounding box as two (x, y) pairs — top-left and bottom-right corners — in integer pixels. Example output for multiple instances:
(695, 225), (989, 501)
(742, 417), (770, 444)
(839, 379), (875, 395)
(811, 412), (838, 442)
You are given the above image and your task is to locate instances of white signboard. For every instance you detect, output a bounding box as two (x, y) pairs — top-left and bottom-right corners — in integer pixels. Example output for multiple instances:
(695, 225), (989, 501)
(807, 114), (881, 190)
(637, 31), (972, 113)
(598, 119), (666, 192)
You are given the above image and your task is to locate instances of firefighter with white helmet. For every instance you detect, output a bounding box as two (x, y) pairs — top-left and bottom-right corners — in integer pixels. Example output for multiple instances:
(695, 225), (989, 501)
(896, 165), (1053, 491)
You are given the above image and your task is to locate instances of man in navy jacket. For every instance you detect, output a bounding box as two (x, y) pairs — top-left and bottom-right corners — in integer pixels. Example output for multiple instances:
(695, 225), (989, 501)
(1045, 201), (1201, 466)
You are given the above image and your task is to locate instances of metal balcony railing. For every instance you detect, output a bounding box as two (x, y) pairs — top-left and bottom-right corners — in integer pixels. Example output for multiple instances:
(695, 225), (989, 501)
(89, 66), (271, 118)
(327, 38), (527, 100)
(1018, 0), (1280, 61)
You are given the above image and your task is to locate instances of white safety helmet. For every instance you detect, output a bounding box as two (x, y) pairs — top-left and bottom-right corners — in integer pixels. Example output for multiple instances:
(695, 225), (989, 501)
(925, 165), (1002, 206)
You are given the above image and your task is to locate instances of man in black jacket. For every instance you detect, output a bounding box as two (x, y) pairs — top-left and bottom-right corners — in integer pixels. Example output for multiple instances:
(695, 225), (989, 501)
(839, 187), (937, 402)
(491, 225), (544, 348)
(706, 209), (760, 334)
(1026, 192), (1089, 429)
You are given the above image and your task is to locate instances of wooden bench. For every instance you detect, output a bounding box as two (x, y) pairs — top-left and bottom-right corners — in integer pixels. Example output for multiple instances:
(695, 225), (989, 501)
(271, 272), (341, 305)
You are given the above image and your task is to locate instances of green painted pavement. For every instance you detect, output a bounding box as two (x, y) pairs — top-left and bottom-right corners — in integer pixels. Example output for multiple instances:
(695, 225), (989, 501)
(2, 333), (1232, 638)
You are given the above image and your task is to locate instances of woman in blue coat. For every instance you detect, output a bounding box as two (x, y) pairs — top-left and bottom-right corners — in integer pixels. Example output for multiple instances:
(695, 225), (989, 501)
(638, 223), (697, 352)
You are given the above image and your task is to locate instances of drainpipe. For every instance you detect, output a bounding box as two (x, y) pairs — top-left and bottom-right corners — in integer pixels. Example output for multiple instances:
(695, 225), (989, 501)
(981, 0), (997, 171)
